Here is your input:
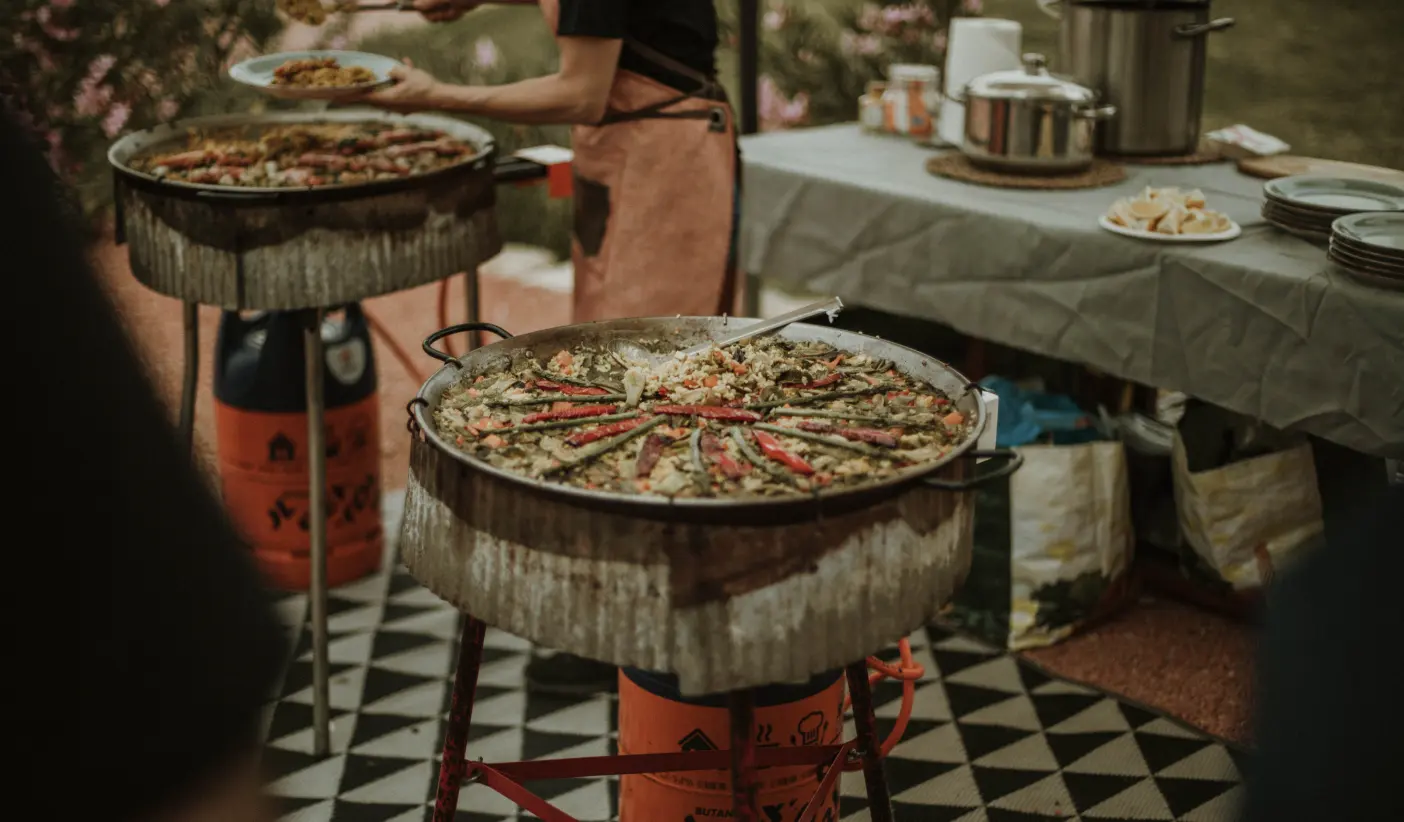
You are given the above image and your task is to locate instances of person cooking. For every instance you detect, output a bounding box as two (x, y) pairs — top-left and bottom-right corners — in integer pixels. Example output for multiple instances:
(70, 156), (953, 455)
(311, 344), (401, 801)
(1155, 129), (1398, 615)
(359, 0), (735, 696)
(360, 0), (738, 323)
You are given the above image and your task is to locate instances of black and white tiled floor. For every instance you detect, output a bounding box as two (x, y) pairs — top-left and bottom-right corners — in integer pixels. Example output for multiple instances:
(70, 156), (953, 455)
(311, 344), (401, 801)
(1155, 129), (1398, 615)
(264, 494), (1245, 821)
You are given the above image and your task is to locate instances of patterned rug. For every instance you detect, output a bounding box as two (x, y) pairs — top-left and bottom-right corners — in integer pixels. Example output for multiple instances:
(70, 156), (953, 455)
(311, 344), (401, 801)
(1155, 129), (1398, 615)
(263, 495), (1246, 821)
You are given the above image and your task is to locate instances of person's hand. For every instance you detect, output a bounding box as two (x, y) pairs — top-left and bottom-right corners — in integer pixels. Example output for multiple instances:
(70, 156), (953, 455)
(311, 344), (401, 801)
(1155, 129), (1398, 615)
(411, 0), (481, 23)
(357, 59), (445, 113)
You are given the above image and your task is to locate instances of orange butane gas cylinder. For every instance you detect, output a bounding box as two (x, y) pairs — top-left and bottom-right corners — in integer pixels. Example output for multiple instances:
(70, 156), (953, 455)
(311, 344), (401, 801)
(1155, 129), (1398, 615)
(213, 305), (383, 591)
(618, 667), (845, 822)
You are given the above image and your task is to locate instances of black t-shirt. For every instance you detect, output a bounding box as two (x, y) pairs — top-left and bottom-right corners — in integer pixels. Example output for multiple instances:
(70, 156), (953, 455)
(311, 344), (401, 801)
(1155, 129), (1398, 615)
(555, 0), (718, 94)
(1, 108), (286, 820)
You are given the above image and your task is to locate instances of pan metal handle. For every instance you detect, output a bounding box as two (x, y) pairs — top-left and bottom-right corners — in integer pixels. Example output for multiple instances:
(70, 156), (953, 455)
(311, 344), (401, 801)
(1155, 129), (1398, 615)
(921, 449), (1024, 491)
(1174, 18), (1236, 37)
(422, 321), (514, 362)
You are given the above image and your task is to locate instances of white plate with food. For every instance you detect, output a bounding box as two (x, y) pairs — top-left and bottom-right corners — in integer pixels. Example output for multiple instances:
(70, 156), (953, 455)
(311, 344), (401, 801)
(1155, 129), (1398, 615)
(229, 50), (398, 100)
(1100, 186), (1242, 242)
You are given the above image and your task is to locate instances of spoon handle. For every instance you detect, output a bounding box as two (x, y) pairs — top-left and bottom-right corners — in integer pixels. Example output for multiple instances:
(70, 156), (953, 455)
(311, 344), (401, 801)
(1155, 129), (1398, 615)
(682, 297), (845, 357)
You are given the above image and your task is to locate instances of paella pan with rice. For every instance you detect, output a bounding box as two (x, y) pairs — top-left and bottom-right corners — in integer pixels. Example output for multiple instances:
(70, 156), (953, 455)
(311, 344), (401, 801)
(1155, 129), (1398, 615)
(429, 326), (978, 500)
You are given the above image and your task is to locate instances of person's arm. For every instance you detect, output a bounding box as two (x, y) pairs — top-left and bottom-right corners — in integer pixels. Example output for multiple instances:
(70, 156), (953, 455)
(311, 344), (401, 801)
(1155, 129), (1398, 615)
(361, 0), (623, 124)
(364, 35), (621, 124)
(431, 36), (621, 124)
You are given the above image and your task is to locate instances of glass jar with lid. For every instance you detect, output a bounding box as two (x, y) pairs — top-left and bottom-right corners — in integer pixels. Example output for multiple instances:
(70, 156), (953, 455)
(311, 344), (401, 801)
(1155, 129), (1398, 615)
(860, 81), (887, 133)
(882, 63), (942, 142)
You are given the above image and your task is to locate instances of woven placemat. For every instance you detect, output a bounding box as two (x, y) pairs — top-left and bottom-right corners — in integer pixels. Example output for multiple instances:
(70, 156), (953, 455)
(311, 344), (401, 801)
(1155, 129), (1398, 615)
(1100, 146), (1226, 166)
(925, 154), (1127, 190)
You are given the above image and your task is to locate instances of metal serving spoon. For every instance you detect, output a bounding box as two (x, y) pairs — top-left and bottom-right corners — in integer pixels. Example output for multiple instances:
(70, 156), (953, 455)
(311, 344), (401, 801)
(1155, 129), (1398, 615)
(609, 297), (846, 370)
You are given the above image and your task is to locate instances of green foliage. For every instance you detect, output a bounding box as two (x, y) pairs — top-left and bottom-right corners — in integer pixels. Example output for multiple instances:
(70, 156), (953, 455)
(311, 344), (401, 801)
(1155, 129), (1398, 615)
(1, 0), (285, 216)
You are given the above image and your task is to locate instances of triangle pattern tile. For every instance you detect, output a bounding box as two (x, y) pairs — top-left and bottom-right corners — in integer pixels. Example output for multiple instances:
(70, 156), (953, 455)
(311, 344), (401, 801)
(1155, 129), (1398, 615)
(943, 656), (1027, 694)
(1134, 729), (1214, 774)
(1082, 777), (1176, 819)
(971, 732), (1060, 771)
(1154, 776), (1239, 819)
(257, 566), (1243, 822)
(331, 800), (422, 822)
(1045, 699), (1133, 734)
(1030, 691), (1107, 730)
(985, 772), (1075, 817)
(1061, 771), (1146, 814)
(1063, 732), (1153, 777)
(1179, 783), (1245, 821)
(957, 722), (1037, 763)
(971, 766), (1054, 806)
(1156, 743), (1241, 781)
(892, 762), (983, 807)
(1045, 730), (1124, 770)
(890, 719), (968, 764)
(960, 694), (1043, 732)
(1117, 702), (1160, 730)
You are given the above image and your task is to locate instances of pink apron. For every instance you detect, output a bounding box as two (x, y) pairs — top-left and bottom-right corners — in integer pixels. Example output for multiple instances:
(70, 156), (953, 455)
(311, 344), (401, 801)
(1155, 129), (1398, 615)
(539, 0), (739, 322)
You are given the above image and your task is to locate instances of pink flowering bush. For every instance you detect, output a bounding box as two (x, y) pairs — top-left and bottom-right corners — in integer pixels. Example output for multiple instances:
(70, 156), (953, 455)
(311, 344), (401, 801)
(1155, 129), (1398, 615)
(0, 0), (283, 216)
(720, 0), (977, 130)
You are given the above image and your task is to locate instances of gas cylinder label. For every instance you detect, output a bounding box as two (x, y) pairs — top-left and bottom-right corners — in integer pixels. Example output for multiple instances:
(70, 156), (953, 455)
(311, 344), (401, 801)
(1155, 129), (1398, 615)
(326, 338), (368, 386)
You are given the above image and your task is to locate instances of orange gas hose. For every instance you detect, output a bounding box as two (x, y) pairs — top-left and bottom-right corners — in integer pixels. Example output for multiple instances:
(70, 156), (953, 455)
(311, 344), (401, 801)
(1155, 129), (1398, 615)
(842, 637), (924, 769)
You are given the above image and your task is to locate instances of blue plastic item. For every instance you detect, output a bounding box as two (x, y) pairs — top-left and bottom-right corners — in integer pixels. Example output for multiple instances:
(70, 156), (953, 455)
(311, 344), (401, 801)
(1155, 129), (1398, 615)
(979, 375), (1105, 448)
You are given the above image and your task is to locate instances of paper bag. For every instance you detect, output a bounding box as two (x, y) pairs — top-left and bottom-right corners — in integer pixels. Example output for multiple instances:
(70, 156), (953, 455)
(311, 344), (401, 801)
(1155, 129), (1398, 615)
(1171, 434), (1323, 590)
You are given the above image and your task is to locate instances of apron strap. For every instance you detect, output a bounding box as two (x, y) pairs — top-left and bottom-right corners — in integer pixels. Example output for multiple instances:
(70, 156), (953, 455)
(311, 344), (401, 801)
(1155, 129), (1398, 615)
(595, 38), (728, 127)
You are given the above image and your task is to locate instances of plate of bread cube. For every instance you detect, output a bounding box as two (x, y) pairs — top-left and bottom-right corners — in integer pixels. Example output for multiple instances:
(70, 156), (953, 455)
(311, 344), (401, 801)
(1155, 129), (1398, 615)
(1100, 186), (1241, 242)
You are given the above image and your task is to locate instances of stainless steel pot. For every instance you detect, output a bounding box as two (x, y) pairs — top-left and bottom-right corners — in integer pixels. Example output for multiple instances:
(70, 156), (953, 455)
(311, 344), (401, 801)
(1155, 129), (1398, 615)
(1041, 0), (1235, 156)
(400, 319), (1022, 694)
(953, 53), (1115, 175)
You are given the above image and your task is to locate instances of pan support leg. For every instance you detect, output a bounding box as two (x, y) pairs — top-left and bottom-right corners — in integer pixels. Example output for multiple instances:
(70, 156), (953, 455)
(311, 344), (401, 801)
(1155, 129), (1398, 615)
(433, 615), (489, 822)
(462, 267), (481, 355)
(730, 690), (761, 822)
(846, 661), (895, 822)
(178, 301), (198, 453)
(304, 308), (332, 757)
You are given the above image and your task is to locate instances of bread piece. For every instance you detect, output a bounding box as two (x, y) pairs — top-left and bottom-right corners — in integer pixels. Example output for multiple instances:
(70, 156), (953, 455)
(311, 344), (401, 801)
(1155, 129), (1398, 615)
(1128, 196), (1170, 221)
(1156, 204), (1189, 235)
(1182, 188), (1207, 209)
(1180, 209), (1225, 235)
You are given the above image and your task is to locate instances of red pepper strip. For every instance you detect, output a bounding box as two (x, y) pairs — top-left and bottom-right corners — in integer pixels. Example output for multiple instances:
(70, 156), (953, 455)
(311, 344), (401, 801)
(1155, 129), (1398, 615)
(534, 379), (609, 396)
(566, 417), (647, 447)
(797, 421), (900, 448)
(700, 434), (750, 479)
(783, 372), (844, 390)
(752, 430), (815, 475)
(521, 404), (618, 424)
(652, 405), (762, 422)
(635, 433), (672, 477)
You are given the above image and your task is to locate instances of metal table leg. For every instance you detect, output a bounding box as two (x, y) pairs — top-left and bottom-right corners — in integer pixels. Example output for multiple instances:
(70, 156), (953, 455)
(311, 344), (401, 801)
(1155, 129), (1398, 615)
(304, 308), (332, 756)
(433, 615), (489, 822)
(846, 661), (895, 822)
(462, 267), (481, 355)
(729, 690), (760, 822)
(178, 301), (199, 453)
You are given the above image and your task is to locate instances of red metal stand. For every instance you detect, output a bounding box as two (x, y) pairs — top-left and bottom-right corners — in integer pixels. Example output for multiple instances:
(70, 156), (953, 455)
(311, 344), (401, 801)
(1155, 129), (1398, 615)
(431, 615), (904, 822)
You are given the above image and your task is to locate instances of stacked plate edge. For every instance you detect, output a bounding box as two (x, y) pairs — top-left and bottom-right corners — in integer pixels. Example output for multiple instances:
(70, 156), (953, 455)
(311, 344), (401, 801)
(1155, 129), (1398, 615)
(1329, 211), (1404, 290)
(1262, 175), (1404, 245)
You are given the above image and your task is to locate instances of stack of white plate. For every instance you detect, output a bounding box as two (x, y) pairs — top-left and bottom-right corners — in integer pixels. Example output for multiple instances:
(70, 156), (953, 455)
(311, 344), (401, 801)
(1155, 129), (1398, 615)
(1261, 175), (1404, 243)
(1329, 212), (1404, 290)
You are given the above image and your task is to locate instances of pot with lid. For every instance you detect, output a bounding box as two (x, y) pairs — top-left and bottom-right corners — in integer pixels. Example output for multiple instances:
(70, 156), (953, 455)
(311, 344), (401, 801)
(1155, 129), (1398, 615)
(1040, 0), (1235, 156)
(953, 52), (1115, 175)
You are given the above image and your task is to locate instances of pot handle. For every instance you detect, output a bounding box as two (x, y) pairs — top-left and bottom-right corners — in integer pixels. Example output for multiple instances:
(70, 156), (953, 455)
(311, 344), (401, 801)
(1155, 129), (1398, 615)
(422, 322), (514, 363)
(1174, 17), (1236, 37)
(1074, 103), (1118, 121)
(921, 449), (1024, 491)
(1035, 0), (1063, 20)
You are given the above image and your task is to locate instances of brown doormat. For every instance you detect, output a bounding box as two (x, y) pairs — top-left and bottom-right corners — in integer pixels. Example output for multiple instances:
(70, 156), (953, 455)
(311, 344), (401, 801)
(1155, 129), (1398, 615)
(926, 153), (1127, 190)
